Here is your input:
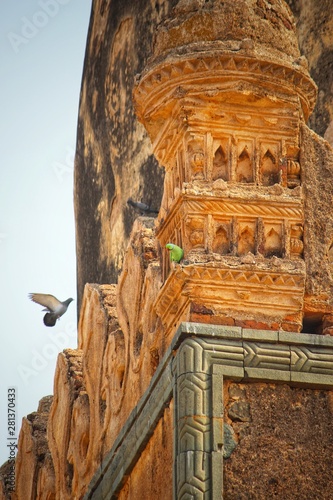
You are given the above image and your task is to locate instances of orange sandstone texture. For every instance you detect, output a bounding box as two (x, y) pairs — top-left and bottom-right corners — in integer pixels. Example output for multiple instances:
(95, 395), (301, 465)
(47, 348), (84, 499)
(12, 396), (55, 500)
(117, 404), (173, 500)
(134, 0), (319, 333)
(151, 0), (301, 65)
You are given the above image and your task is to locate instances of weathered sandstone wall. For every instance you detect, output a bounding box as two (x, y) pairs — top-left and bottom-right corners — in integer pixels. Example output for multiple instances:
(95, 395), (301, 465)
(75, 0), (333, 314)
(74, 0), (178, 311)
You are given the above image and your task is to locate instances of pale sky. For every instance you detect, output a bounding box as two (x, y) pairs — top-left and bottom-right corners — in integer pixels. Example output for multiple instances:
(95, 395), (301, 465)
(0, 0), (92, 465)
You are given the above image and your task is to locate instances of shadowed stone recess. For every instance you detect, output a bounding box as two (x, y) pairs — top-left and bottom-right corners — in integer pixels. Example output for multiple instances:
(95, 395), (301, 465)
(286, 0), (333, 141)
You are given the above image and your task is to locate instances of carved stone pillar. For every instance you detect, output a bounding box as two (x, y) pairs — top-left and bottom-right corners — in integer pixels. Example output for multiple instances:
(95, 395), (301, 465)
(134, 0), (317, 333)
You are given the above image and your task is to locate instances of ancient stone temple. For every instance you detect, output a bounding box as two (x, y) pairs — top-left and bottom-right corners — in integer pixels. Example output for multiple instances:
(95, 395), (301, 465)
(3, 1), (333, 499)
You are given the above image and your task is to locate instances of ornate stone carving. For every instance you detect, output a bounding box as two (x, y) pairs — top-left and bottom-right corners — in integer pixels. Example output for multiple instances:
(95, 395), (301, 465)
(212, 141), (229, 181)
(185, 216), (205, 251)
(187, 137), (205, 180)
(290, 223), (304, 257)
(212, 220), (230, 255)
(132, 0), (323, 331)
(134, 55), (316, 138)
(154, 257), (306, 335)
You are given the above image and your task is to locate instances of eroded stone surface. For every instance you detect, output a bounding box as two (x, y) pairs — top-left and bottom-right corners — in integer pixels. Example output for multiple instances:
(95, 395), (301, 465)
(117, 404), (173, 500)
(224, 382), (333, 499)
(301, 124), (333, 324)
(47, 349), (84, 499)
(133, 0), (326, 333)
(36, 220), (165, 498)
(11, 396), (55, 500)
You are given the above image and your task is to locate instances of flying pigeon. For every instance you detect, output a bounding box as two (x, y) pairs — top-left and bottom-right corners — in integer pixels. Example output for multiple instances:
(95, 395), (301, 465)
(127, 198), (159, 215)
(166, 243), (184, 263)
(29, 293), (74, 327)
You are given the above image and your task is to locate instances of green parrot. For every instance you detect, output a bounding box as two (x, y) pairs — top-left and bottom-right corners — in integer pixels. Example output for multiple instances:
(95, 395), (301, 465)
(166, 243), (184, 263)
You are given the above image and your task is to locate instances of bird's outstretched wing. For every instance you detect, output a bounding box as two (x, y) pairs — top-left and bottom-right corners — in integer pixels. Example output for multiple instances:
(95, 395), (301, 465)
(29, 293), (62, 312)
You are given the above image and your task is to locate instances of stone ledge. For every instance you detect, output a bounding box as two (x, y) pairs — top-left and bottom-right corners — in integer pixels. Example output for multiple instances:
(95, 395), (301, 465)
(176, 322), (333, 347)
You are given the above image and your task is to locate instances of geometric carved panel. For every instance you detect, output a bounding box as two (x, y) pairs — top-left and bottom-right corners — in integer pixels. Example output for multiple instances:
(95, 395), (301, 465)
(155, 262), (306, 337)
(173, 325), (333, 500)
(176, 451), (210, 499)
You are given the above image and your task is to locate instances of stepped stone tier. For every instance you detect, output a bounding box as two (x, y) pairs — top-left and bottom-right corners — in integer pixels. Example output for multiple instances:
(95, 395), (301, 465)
(2, 1), (333, 499)
(133, 0), (320, 334)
